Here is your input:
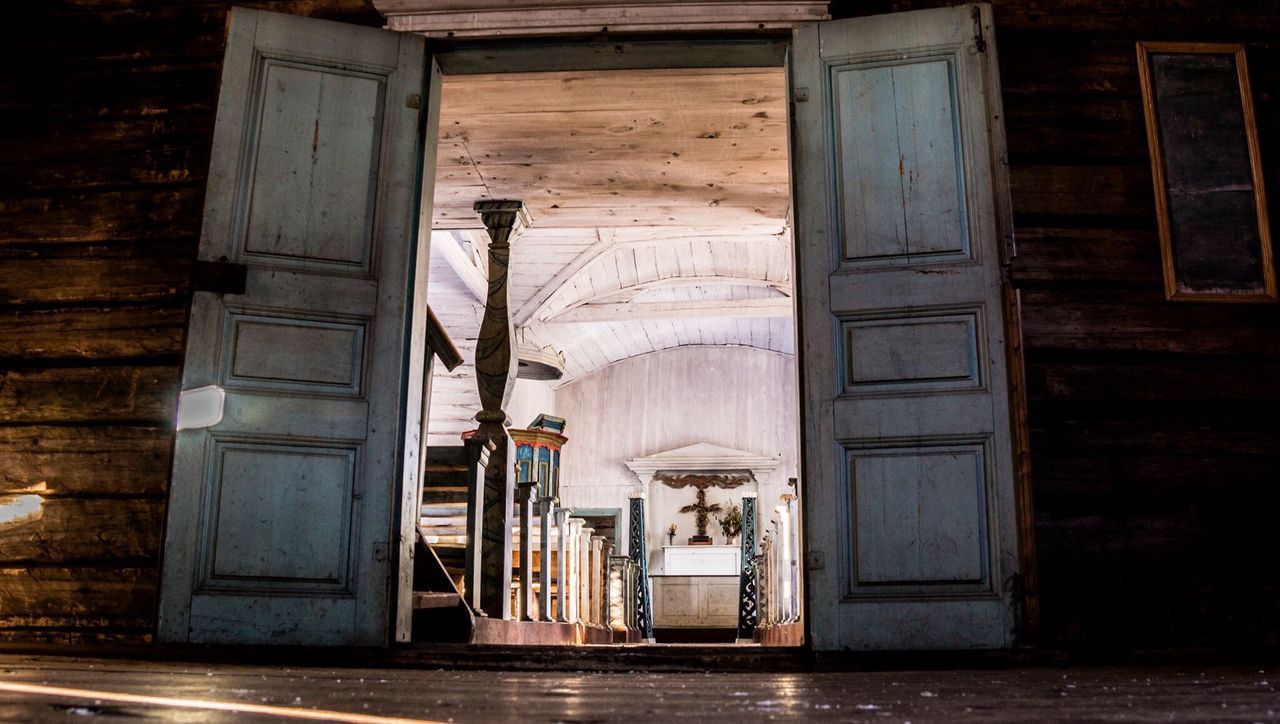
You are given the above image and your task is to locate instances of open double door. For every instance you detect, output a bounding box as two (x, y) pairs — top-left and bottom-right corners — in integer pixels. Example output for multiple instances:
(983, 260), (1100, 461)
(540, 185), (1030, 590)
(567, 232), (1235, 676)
(159, 4), (1025, 650)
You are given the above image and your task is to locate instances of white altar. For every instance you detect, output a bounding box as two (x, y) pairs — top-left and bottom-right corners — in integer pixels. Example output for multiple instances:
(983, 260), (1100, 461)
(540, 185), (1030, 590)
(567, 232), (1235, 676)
(624, 443), (782, 630)
(653, 546), (743, 628)
(660, 545), (740, 576)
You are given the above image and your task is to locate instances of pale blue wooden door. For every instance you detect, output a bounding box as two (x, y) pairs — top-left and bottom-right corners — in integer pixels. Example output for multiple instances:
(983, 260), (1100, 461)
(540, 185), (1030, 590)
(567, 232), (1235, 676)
(794, 4), (1022, 649)
(158, 9), (427, 644)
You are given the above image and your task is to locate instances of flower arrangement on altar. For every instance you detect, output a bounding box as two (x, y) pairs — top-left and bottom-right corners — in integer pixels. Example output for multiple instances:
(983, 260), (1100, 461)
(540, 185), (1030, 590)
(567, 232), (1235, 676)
(717, 503), (743, 545)
(667, 523), (677, 545)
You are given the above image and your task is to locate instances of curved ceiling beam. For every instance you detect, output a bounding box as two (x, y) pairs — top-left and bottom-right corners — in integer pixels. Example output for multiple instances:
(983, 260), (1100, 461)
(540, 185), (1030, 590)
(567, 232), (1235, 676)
(512, 228), (614, 326)
(512, 228), (790, 327)
(432, 230), (489, 304)
(545, 274), (792, 322)
(546, 297), (793, 324)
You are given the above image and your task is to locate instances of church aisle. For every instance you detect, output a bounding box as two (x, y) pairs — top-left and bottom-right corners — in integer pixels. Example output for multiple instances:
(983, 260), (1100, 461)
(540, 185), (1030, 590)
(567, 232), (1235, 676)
(0, 655), (1274, 722)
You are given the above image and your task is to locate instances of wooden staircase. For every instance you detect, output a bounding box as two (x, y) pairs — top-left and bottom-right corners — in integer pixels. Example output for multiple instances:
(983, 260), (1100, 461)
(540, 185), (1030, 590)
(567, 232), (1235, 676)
(420, 446), (471, 592)
(411, 446), (474, 642)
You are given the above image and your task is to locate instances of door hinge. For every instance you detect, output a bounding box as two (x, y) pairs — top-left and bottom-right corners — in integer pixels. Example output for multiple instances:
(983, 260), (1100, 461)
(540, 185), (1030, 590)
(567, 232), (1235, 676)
(373, 542), (389, 562)
(971, 6), (988, 54)
(191, 259), (247, 295)
(793, 86), (810, 103)
(406, 93), (422, 109)
(806, 550), (825, 571)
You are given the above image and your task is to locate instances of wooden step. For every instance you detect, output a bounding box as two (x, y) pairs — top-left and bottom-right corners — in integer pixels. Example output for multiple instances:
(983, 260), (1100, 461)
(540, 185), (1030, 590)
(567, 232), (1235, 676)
(422, 489), (468, 503)
(420, 524), (467, 536)
(412, 591), (462, 610)
(422, 463), (468, 474)
(420, 504), (466, 517)
(422, 482), (468, 493)
(422, 534), (468, 546)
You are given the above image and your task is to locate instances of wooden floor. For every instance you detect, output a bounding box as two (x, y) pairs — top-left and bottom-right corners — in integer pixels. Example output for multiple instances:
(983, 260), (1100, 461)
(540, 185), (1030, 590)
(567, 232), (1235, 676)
(0, 655), (1276, 722)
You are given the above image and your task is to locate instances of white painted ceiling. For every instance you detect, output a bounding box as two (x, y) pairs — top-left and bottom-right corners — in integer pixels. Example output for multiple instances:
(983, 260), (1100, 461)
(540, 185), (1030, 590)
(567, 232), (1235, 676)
(425, 67), (794, 443)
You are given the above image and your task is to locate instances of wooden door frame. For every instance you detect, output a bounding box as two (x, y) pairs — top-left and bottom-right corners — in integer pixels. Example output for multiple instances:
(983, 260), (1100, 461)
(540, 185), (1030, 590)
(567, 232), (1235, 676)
(405, 28), (1037, 650)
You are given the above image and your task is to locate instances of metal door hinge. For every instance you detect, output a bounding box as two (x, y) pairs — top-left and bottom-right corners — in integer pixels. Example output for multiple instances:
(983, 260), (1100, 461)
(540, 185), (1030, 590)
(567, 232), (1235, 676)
(807, 550), (825, 571)
(793, 86), (810, 103)
(373, 542), (389, 562)
(406, 94), (422, 109)
(191, 259), (247, 295)
(971, 6), (988, 53)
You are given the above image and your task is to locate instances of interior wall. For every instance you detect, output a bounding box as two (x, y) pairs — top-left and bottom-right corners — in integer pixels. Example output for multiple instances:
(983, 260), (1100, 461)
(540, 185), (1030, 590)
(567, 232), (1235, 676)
(554, 346), (799, 568)
(507, 378), (556, 432)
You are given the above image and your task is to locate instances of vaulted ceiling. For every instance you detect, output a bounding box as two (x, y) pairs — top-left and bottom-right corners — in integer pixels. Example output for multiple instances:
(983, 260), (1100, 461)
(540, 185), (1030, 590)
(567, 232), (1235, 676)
(426, 66), (793, 442)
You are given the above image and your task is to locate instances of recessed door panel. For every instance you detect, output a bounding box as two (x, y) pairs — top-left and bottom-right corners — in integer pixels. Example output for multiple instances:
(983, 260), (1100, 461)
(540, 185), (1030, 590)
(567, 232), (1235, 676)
(849, 444), (989, 590)
(842, 311), (980, 392)
(206, 442), (356, 587)
(243, 61), (384, 270)
(834, 57), (968, 266)
(227, 314), (365, 393)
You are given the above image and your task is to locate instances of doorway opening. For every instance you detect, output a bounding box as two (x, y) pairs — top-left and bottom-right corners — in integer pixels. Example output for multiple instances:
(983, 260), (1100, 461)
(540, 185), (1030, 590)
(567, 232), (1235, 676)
(411, 47), (804, 647)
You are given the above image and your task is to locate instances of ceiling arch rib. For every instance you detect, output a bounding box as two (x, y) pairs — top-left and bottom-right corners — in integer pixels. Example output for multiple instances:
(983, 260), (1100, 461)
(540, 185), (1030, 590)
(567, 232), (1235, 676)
(511, 229), (790, 326)
(544, 275), (793, 324)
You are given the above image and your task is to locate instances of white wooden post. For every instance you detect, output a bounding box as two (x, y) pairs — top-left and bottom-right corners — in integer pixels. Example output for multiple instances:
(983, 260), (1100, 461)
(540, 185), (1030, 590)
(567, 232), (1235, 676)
(538, 496), (554, 621)
(555, 508), (570, 622)
(590, 535), (605, 626)
(516, 481), (536, 621)
(579, 526), (594, 624)
(775, 503), (793, 625)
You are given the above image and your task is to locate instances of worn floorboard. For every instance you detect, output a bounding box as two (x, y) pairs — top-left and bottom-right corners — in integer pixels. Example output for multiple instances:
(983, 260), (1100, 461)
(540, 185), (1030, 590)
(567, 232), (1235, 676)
(0, 655), (1276, 721)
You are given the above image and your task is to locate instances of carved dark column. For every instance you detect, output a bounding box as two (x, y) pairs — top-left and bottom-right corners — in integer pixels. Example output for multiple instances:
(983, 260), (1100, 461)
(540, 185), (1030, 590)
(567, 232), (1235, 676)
(627, 495), (654, 641)
(472, 200), (528, 619)
(737, 492), (758, 641)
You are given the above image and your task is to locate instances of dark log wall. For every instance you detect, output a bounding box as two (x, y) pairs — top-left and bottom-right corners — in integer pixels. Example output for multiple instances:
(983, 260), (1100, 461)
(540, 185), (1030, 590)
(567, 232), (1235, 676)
(2, 0), (1277, 647)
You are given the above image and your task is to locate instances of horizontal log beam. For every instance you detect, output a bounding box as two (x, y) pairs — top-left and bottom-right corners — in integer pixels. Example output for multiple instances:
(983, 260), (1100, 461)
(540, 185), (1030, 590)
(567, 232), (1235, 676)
(0, 426), (172, 496)
(0, 497), (163, 563)
(0, 366), (178, 424)
(0, 566), (156, 630)
(0, 305), (186, 362)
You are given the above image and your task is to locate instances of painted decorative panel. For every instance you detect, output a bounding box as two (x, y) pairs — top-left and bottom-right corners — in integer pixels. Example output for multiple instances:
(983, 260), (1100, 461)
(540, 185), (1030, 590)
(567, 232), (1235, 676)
(202, 441), (356, 590)
(845, 442), (990, 593)
(832, 56), (968, 266)
(241, 59), (385, 270)
(225, 314), (365, 395)
(841, 311), (980, 393)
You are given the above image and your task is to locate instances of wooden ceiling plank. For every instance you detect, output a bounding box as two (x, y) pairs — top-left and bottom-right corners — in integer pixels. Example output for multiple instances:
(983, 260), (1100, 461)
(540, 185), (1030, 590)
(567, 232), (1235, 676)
(431, 231), (489, 304)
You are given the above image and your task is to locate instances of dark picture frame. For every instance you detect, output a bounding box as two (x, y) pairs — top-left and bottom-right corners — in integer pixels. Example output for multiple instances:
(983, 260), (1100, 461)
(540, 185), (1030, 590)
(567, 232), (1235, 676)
(1137, 41), (1276, 302)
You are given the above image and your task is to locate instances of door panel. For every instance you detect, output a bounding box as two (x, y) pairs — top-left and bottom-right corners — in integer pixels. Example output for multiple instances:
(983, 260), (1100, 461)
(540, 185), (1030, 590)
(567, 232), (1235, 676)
(794, 4), (1020, 649)
(158, 8), (426, 645)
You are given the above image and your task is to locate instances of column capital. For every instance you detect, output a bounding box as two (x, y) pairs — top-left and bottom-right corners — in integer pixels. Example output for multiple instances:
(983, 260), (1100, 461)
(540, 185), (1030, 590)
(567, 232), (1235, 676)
(473, 200), (530, 244)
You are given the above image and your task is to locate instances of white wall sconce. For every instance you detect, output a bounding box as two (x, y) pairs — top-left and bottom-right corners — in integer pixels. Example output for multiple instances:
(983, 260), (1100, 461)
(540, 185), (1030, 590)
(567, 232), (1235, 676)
(176, 385), (226, 431)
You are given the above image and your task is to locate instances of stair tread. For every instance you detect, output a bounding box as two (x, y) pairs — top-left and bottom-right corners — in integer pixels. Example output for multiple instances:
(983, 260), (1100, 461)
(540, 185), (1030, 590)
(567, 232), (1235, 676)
(412, 591), (462, 610)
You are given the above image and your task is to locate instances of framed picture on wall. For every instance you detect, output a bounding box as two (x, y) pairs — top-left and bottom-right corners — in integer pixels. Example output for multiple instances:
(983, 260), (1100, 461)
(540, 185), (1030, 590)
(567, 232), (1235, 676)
(1137, 41), (1276, 302)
